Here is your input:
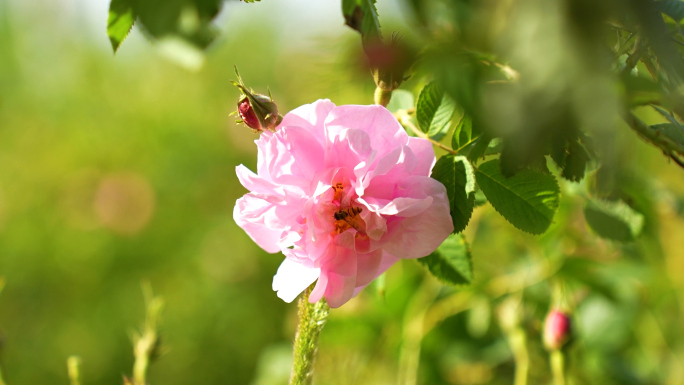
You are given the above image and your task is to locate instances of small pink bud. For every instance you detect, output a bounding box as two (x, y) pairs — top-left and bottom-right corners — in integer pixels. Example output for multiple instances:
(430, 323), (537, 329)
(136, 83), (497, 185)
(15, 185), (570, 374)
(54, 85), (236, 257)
(238, 97), (261, 130)
(544, 309), (572, 350)
(232, 66), (282, 132)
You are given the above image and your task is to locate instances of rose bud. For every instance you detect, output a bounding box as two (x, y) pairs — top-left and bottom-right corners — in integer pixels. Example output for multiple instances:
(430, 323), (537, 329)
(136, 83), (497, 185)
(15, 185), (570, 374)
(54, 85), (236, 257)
(362, 33), (415, 106)
(231, 66), (282, 132)
(543, 309), (572, 350)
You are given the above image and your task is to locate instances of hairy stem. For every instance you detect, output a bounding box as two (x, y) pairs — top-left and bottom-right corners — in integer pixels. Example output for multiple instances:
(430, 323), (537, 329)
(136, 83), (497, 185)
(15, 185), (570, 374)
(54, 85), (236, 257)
(550, 349), (566, 385)
(289, 286), (329, 385)
(132, 283), (163, 385)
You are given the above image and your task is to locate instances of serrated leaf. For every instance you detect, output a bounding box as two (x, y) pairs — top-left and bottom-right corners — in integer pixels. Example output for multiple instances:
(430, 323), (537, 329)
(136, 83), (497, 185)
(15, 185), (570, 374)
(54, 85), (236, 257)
(583, 199), (644, 242)
(432, 155), (476, 233)
(657, 0), (684, 21)
(651, 123), (684, 146)
(452, 114), (482, 153)
(342, 0), (381, 41)
(466, 134), (492, 162)
(475, 159), (560, 234)
(386, 89), (414, 114)
(416, 82), (457, 141)
(417, 234), (473, 285)
(108, 0), (136, 53)
(562, 139), (589, 182)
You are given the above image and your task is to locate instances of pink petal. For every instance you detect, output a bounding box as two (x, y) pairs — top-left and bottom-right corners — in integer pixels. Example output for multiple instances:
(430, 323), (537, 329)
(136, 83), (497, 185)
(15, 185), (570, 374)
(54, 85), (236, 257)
(358, 205), (387, 241)
(310, 246), (358, 308)
(233, 196), (283, 253)
(258, 126), (325, 193)
(325, 128), (373, 170)
(355, 249), (383, 287)
(272, 258), (320, 303)
(235, 165), (283, 196)
(278, 99), (335, 143)
(382, 177), (453, 258)
(407, 137), (436, 176)
(351, 251), (401, 297)
(324, 105), (408, 156)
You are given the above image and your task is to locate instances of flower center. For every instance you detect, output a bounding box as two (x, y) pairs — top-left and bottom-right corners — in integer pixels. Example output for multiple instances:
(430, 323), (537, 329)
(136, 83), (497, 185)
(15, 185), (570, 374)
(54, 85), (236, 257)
(330, 183), (366, 235)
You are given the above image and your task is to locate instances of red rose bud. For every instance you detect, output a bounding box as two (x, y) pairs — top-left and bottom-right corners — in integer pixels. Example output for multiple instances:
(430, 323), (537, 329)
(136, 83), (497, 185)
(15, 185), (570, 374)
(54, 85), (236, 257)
(232, 66), (282, 132)
(544, 309), (572, 350)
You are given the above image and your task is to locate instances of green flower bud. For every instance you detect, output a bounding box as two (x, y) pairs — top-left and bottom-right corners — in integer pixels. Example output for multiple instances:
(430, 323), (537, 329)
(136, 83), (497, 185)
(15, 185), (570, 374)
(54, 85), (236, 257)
(232, 66), (282, 132)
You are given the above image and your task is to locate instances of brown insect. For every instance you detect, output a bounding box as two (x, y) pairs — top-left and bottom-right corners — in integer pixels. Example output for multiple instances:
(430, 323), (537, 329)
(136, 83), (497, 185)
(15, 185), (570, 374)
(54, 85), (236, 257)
(333, 206), (366, 235)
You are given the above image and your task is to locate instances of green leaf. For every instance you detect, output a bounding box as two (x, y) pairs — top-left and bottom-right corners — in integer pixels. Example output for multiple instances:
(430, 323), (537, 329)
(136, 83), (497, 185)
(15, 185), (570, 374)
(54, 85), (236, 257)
(657, 0), (684, 22)
(432, 155), (476, 233)
(417, 234), (473, 286)
(651, 123), (684, 146)
(583, 199), (644, 242)
(475, 159), (560, 234)
(342, 0), (381, 41)
(562, 139), (589, 182)
(416, 82), (457, 141)
(386, 89), (414, 114)
(466, 134), (492, 162)
(452, 114), (482, 153)
(474, 188), (488, 207)
(107, 0), (136, 53)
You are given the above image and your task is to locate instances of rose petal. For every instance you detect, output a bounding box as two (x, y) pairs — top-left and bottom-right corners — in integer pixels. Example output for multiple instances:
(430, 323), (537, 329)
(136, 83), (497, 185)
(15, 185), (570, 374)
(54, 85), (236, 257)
(236, 165), (283, 196)
(233, 195), (283, 253)
(382, 177), (453, 258)
(325, 105), (408, 156)
(311, 246), (358, 307)
(407, 137), (436, 176)
(272, 258), (320, 303)
(279, 99), (335, 143)
(355, 249), (383, 287)
(351, 251), (401, 297)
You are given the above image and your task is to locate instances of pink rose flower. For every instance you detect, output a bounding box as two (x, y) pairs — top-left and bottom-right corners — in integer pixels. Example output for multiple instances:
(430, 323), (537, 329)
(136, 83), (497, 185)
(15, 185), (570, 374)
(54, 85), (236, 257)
(234, 99), (453, 307)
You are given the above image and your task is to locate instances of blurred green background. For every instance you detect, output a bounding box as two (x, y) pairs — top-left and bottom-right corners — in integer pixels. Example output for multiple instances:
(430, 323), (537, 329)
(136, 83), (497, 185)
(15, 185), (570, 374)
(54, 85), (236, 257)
(1, 1), (684, 384)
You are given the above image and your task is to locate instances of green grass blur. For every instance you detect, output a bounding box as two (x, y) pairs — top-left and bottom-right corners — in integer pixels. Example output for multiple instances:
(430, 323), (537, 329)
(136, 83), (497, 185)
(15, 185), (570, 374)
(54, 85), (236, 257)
(0, 1), (683, 385)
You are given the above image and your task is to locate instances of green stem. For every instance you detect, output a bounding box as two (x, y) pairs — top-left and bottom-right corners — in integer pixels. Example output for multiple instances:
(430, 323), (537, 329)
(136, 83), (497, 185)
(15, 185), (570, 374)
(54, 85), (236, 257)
(550, 349), (566, 385)
(509, 328), (529, 385)
(67, 356), (82, 385)
(397, 113), (458, 156)
(289, 286), (330, 385)
(0, 278), (5, 385)
(397, 278), (441, 385)
(132, 283), (163, 385)
(374, 86), (392, 107)
(622, 112), (684, 168)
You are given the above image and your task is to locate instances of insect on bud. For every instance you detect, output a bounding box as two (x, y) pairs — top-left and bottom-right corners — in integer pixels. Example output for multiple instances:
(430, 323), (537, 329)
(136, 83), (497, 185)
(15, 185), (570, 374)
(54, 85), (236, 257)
(543, 309), (572, 351)
(232, 66), (282, 132)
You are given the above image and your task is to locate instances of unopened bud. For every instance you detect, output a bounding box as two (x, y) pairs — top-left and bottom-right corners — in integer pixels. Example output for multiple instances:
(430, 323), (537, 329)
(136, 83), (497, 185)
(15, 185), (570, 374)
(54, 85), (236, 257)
(232, 66), (282, 132)
(544, 309), (572, 350)
(364, 33), (415, 106)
